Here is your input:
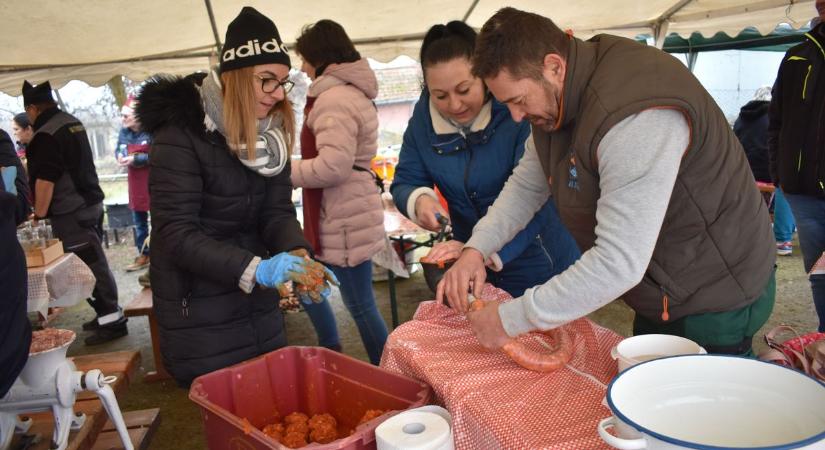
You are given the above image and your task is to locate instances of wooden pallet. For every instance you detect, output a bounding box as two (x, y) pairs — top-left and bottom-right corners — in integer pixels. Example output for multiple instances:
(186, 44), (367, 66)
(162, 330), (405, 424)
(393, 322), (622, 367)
(8, 351), (141, 450)
(91, 408), (160, 450)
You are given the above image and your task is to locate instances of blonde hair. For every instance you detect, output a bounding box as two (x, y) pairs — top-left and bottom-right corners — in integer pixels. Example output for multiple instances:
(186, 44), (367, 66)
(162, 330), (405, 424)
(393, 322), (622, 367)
(220, 67), (295, 159)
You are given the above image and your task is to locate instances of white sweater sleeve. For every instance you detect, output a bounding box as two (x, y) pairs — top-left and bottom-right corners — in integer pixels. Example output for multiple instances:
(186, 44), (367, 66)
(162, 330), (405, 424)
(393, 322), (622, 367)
(498, 109), (690, 336)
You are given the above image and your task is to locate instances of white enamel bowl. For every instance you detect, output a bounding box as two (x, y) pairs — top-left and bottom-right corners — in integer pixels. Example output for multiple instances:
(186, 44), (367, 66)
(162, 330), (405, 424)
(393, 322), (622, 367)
(611, 334), (707, 372)
(598, 355), (825, 449)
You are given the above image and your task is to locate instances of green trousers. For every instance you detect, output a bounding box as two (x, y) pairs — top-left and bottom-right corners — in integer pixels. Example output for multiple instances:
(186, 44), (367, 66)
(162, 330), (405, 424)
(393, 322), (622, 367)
(633, 268), (776, 356)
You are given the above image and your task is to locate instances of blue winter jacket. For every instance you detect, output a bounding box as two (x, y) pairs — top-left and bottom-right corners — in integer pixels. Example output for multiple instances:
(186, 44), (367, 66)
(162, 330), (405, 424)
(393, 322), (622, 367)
(116, 127), (151, 167)
(391, 92), (580, 296)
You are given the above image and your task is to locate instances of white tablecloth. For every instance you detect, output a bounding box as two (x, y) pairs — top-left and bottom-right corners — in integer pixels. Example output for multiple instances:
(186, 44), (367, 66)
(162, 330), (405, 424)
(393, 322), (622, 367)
(27, 253), (95, 317)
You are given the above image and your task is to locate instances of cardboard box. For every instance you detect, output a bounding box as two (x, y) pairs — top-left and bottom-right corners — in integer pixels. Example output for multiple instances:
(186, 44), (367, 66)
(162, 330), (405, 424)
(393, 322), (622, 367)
(25, 239), (64, 268)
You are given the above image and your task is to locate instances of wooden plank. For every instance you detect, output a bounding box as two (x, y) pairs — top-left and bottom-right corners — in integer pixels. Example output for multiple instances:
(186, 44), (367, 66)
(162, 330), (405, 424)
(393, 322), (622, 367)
(10, 400), (105, 450)
(100, 409), (160, 432)
(93, 408), (161, 450)
(71, 350), (141, 386)
(121, 289), (172, 382)
(124, 289), (152, 316)
(142, 313), (172, 382)
(90, 428), (147, 450)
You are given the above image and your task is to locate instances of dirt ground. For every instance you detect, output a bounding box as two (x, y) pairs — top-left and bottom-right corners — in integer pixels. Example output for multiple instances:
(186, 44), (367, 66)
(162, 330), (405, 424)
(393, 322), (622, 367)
(47, 232), (818, 450)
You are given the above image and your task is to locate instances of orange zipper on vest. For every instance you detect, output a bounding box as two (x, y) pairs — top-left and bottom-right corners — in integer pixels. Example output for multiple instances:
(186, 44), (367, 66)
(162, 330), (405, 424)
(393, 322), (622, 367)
(659, 285), (671, 322)
(661, 294), (670, 322)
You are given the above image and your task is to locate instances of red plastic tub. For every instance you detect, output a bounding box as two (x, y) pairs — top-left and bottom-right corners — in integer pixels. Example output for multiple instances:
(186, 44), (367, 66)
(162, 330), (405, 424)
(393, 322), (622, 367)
(189, 346), (432, 449)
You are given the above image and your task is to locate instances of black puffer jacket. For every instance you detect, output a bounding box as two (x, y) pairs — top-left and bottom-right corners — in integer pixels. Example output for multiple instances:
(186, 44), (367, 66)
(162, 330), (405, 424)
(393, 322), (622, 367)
(136, 74), (308, 386)
(734, 100), (771, 183)
(0, 191), (31, 397)
(768, 22), (825, 197)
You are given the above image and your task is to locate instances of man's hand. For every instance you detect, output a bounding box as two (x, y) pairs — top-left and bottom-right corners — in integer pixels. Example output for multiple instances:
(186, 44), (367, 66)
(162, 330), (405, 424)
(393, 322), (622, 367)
(117, 155), (134, 167)
(414, 194), (447, 231)
(423, 240), (463, 263)
(467, 301), (511, 350)
(436, 248), (487, 312)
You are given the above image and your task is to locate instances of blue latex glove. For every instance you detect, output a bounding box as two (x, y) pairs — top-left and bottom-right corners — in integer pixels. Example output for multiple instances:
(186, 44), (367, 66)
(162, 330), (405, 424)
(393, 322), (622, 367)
(255, 252), (306, 288)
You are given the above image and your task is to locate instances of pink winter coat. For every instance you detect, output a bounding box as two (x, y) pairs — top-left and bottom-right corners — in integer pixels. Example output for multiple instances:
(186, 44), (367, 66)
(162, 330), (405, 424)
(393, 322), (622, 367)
(291, 59), (384, 267)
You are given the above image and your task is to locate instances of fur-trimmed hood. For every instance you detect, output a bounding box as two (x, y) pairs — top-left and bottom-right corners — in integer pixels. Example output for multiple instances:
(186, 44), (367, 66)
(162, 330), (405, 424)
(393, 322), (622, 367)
(135, 73), (208, 136)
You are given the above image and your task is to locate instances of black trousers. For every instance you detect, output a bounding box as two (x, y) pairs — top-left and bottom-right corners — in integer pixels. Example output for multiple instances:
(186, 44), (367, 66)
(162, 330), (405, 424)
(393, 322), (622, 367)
(51, 203), (120, 317)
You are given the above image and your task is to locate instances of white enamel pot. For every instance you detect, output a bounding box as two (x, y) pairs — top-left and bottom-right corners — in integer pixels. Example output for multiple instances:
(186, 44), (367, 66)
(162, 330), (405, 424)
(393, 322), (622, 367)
(598, 355), (825, 449)
(611, 334), (707, 372)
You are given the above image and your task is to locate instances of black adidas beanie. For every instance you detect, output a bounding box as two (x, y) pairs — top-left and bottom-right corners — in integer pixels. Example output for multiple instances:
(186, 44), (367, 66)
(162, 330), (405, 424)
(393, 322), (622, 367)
(22, 80), (55, 106)
(220, 7), (291, 73)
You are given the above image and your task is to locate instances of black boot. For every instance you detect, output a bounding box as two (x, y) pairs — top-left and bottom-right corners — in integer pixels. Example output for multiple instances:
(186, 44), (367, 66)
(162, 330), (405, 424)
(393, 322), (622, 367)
(82, 316), (100, 331)
(84, 317), (128, 345)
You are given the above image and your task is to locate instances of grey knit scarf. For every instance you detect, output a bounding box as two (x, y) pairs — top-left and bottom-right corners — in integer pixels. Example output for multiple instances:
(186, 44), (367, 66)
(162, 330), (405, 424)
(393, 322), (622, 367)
(198, 71), (288, 177)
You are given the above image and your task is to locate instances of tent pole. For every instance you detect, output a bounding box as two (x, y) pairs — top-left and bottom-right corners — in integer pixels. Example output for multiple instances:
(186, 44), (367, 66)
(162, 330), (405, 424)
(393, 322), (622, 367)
(651, 0), (693, 48)
(687, 51), (699, 72)
(654, 21), (671, 49)
(53, 88), (68, 111)
(203, 0), (222, 53)
(462, 0), (481, 22)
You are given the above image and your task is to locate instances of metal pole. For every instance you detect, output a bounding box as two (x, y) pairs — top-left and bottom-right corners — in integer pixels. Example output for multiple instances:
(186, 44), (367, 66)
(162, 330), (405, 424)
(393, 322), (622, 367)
(203, 0), (222, 54)
(462, 0), (481, 22)
(53, 88), (68, 111)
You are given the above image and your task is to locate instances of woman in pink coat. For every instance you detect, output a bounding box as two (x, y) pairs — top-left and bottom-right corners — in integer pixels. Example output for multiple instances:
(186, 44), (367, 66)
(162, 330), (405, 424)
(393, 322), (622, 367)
(293, 19), (388, 364)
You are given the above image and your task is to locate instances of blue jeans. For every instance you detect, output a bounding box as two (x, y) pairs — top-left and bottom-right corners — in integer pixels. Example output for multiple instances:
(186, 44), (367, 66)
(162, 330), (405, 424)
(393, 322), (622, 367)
(773, 188), (795, 242)
(333, 260), (389, 364)
(302, 260), (389, 364)
(784, 193), (825, 332)
(132, 210), (149, 255)
(302, 299), (342, 351)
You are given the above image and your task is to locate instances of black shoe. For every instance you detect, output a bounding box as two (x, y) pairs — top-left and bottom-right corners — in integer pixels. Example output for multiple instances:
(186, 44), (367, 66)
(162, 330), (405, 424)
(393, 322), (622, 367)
(82, 317), (100, 331)
(84, 319), (128, 345)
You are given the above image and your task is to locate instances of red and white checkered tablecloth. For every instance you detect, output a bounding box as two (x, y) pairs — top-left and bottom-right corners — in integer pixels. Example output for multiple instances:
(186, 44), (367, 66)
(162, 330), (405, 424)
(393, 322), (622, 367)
(380, 284), (623, 449)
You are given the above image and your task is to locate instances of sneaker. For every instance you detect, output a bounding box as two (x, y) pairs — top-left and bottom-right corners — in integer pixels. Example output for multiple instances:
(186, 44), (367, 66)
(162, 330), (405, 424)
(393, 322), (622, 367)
(126, 254), (150, 272)
(776, 241), (793, 256)
(138, 270), (151, 288)
(84, 318), (128, 345)
(82, 316), (100, 331)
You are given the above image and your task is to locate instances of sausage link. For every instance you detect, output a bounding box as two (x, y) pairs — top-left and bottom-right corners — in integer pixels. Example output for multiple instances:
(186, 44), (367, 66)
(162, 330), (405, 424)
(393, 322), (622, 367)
(470, 299), (572, 372)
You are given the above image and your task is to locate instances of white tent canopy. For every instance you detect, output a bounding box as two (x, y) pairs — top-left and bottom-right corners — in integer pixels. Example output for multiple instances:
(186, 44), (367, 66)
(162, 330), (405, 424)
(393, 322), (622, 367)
(0, 0), (816, 95)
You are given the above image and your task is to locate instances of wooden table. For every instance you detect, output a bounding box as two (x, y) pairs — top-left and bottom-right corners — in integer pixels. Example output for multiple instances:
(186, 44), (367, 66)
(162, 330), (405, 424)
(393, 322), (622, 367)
(124, 288), (171, 382)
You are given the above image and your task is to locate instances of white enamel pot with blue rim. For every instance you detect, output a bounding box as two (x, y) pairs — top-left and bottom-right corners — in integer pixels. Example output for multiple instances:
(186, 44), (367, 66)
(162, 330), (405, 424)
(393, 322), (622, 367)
(598, 355), (825, 449)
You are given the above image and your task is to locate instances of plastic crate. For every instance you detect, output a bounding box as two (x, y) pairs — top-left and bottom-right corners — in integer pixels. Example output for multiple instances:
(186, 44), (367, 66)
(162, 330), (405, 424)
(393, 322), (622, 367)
(189, 346), (433, 450)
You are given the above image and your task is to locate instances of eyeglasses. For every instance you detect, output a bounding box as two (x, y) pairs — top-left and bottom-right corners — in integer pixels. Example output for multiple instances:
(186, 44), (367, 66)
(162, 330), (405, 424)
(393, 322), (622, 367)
(254, 74), (294, 94)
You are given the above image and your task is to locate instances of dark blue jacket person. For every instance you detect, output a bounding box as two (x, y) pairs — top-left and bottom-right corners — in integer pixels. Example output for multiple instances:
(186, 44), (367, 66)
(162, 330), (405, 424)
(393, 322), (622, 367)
(391, 21), (579, 296)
